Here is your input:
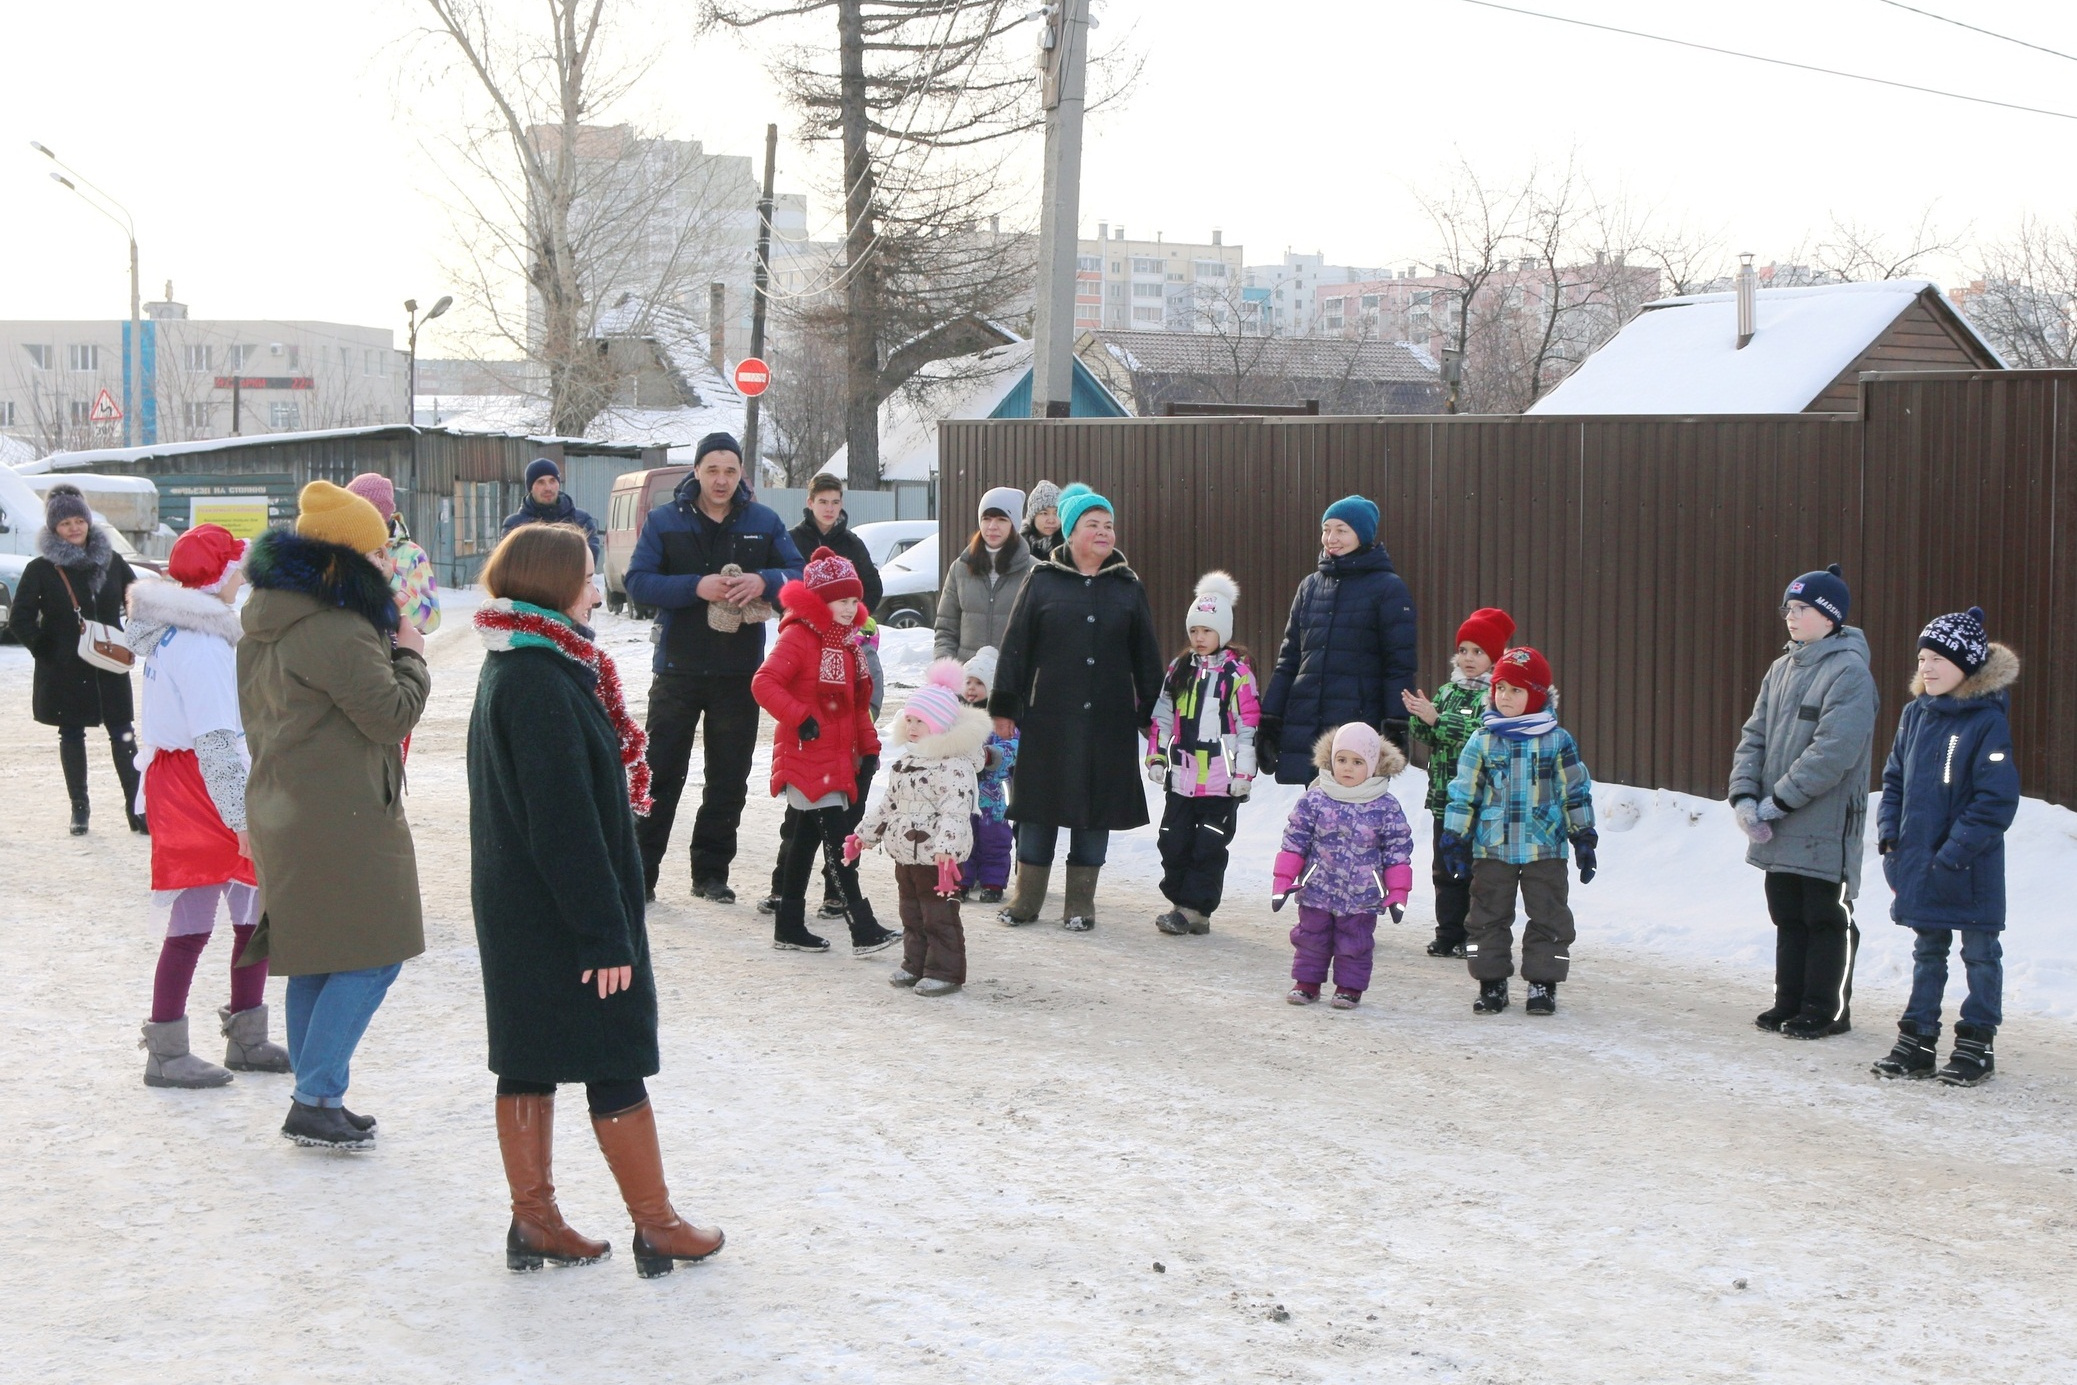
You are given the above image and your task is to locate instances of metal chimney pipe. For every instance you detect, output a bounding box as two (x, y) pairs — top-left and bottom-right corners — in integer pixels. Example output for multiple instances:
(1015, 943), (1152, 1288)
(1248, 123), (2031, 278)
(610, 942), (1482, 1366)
(708, 282), (727, 374)
(1736, 253), (1756, 349)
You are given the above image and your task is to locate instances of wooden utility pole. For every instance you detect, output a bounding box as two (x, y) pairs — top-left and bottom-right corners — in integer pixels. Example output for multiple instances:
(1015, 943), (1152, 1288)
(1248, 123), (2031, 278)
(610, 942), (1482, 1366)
(1030, 0), (1089, 418)
(741, 122), (778, 471)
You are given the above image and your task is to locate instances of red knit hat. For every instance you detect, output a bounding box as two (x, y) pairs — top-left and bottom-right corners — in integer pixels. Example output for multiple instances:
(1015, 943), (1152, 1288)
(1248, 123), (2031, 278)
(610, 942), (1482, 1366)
(1456, 607), (1516, 664)
(802, 546), (863, 602)
(1492, 645), (1554, 714)
(167, 523), (246, 591)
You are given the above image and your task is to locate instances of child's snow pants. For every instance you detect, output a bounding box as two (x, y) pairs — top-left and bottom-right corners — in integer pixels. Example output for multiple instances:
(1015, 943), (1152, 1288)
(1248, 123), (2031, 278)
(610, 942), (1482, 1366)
(1465, 858), (1574, 983)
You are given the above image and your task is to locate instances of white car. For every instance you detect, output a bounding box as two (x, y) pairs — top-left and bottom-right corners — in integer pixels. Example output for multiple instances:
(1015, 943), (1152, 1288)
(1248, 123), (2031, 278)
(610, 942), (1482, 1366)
(873, 532), (940, 629)
(852, 520), (936, 570)
(0, 466), (160, 636)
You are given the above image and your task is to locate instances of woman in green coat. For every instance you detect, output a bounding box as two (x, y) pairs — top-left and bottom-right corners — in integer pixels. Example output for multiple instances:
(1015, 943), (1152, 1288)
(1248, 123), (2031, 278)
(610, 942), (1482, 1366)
(469, 522), (723, 1279)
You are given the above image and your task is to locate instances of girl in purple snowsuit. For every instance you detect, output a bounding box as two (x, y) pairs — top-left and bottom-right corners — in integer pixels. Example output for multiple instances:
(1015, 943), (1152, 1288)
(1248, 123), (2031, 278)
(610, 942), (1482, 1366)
(1272, 722), (1415, 1008)
(957, 646), (1016, 900)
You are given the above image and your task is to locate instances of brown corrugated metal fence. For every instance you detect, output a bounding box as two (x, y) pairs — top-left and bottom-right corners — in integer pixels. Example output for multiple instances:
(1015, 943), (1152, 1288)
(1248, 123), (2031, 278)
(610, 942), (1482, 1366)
(941, 370), (2072, 808)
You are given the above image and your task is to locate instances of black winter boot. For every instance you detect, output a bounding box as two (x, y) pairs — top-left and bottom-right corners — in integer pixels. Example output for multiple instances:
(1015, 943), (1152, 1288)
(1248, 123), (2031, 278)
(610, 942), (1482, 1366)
(1871, 1021), (1939, 1079)
(847, 899), (901, 957)
(1937, 1023), (1995, 1086)
(1473, 978), (1509, 1015)
(1525, 980), (1558, 1016)
(60, 733), (89, 834)
(1782, 1010), (1851, 1040)
(1754, 1004), (1796, 1033)
(771, 900), (830, 953)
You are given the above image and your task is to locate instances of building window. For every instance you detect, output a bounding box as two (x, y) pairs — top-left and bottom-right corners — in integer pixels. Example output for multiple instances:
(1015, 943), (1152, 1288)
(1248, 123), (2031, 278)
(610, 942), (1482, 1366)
(366, 350), (387, 377)
(1105, 282), (1125, 302)
(1361, 295), (1380, 309)
(1132, 282), (1164, 299)
(268, 402), (300, 429)
(183, 344), (213, 372)
(69, 344), (99, 372)
(23, 344), (52, 370)
(1131, 257), (1163, 274)
(1193, 260), (1228, 278)
(1077, 255), (1102, 272)
(0, 401), (13, 427)
(227, 345), (254, 370)
(70, 400), (92, 424)
(1132, 305), (1164, 323)
(184, 401), (213, 430)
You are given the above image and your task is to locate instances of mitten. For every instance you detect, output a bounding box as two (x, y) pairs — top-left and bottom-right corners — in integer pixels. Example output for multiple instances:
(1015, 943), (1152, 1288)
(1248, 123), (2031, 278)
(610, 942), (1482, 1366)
(1878, 838), (1896, 856)
(1436, 831), (1472, 883)
(1734, 797), (1774, 845)
(1228, 774), (1253, 799)
(1145, 756), (1167, 785)
(1756, 795), (1788, 822)
(797, 715), (820, 742)
(935, 858), (963, 897)
(1571, 828), (1599, 884)
(1388, 904), (1405, 924)
(1256, 716), (1282, 774)
(1271, 848), (1305, 912)
(842, 833), (864, 866)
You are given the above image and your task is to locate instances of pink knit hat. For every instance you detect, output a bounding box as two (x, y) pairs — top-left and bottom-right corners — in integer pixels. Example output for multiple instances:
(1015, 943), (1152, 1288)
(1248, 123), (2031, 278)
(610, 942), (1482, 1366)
(1330, 722), (1383, 779)
(344, 472), (396, 520)
(902, 659), (967, 736)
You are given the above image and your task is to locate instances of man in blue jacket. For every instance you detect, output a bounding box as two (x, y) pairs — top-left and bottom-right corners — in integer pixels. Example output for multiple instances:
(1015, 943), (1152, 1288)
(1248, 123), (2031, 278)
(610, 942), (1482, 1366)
(627, 432), (802, 903)
(502, 457), (601, 561)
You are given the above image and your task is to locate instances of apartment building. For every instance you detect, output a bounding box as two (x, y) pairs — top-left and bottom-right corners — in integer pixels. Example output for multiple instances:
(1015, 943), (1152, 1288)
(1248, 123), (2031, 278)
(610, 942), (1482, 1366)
(1238, 253), (1395, 336)
(0, 292), (403, 455)
(1076, 225), (1245, 332)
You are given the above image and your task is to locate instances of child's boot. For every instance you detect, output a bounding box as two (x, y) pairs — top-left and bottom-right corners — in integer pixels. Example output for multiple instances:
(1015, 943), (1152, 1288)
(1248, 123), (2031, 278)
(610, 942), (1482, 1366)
(845, 899), (902, 958)
(1286, 984), (1320, 1006)
(771, 900), (831, 953)
(1330, 988), (1361, 1010)
(1472, 978), (1509, 1015)
(1525, 980), (1558, 1016)
(1937, 1022), (1995, 1086)
(999, 863), (1050, 926)
(140, 1017), (234, 1089)
(1871, 1021), (1939, 1078)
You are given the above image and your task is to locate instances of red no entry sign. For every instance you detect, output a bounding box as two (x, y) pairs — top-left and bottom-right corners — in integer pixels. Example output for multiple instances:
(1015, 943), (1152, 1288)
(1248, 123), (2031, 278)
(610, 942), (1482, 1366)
(733, 357), (771, 397)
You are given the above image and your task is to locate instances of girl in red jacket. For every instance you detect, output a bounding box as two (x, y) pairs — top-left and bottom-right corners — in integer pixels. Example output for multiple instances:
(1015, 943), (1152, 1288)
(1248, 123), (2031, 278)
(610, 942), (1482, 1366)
(752, 548), (899, 955)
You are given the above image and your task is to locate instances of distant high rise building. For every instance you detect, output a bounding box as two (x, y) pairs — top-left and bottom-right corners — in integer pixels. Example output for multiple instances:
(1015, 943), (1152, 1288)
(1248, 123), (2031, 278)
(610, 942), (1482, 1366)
(1077, 225), (1245, 332)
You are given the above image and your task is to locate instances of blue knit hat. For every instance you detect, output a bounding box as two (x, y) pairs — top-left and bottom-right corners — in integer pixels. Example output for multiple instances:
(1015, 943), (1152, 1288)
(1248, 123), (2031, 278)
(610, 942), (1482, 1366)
(1056, 482), (1112, 539)
(524, 457), (560, 487)
(1920, 606), (1991, 678)
(1783, 564), (1849, 628)
(1322, 495), (1379, 547)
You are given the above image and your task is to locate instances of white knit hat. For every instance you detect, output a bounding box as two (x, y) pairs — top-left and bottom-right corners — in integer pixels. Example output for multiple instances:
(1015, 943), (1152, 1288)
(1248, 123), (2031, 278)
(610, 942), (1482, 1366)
(1185, 571), (1238, 645)
(962, 645), (999, 692)
(978, 485), (1025, 523)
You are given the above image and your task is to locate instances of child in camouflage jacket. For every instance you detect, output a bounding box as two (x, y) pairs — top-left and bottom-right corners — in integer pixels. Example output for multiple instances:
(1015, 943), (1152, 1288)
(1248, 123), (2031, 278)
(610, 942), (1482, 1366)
(1404, 607), (1513, 958)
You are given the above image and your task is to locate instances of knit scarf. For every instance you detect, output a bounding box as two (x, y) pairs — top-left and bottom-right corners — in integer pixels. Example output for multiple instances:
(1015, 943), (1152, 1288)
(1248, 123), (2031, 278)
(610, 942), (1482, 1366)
(475, 599), (653, 814)
(814, 617), (860, 687)
(1482, 706), (1559, 740)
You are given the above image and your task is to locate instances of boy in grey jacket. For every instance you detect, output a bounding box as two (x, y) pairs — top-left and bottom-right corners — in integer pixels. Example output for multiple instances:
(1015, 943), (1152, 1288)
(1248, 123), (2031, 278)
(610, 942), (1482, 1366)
(1728, 565), (1880, 1040)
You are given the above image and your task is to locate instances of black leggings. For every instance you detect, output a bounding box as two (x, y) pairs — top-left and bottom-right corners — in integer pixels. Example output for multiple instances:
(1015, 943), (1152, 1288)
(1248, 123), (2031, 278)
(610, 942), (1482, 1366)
(59, 722), (140, 812)
(496, 1076), (648, 1116)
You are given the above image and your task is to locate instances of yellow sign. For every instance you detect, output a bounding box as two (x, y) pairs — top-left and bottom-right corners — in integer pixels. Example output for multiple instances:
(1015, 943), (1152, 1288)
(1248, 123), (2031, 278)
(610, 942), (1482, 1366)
(189, 496), (273, 539)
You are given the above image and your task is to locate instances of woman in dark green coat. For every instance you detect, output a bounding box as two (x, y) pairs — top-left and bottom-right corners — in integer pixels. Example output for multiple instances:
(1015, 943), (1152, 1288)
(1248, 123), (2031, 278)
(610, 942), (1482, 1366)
(469, 522), (723, 1279)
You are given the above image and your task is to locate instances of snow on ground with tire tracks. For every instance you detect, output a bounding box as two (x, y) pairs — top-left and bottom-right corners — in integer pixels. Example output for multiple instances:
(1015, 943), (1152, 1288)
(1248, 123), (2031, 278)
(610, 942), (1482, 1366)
(6, 612), (2077, 1383)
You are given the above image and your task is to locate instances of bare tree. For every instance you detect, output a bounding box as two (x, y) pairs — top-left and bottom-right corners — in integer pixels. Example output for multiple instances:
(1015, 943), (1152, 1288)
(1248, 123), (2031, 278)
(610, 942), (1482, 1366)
(762, 301), (851, 484)
(703, 0), (1131, 487)
(1961, 214), (2077, 367)
(413, 0), (748, 437)
(1815, 204), (1962, 283)
(1414, 157), (1535, 412)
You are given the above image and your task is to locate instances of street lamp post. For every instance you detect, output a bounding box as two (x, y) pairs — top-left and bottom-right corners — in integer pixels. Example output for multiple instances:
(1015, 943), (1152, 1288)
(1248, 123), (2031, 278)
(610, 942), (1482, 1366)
(405, 295), (452, 426)
(32, 142), (140, 446)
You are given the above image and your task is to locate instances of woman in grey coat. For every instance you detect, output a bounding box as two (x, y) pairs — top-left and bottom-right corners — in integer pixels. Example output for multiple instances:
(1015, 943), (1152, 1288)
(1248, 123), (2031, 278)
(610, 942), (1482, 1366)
(1728, 565), (1880, 1041)
(933, 485), (1036, 661)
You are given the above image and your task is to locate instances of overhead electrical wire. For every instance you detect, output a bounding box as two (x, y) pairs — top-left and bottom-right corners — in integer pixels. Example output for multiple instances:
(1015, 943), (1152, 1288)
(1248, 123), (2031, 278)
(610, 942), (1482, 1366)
(1451, 0), (2077, 122)
(1871, 0), (2077, 66)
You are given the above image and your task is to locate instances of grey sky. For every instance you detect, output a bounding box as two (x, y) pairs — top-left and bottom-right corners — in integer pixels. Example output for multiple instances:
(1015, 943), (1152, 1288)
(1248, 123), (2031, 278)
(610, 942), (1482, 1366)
(4, 0), (2073, 353)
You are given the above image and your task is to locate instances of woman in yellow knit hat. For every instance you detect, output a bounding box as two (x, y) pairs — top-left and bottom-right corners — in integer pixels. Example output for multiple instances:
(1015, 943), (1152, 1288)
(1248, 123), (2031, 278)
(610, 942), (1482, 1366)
(236, 481), (431, 1149)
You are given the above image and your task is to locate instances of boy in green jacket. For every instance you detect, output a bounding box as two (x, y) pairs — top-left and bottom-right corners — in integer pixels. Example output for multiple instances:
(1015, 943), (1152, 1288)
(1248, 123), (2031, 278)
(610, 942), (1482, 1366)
(1404, 607), (1514, 958)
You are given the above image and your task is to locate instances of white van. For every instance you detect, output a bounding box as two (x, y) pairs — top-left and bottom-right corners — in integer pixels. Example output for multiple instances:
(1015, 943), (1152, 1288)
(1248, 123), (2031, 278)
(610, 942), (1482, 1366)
(0, 466), (158, 633)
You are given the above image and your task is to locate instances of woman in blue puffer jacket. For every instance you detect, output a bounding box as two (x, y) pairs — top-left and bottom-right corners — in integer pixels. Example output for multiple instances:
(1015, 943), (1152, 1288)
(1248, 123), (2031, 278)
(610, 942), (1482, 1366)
(1260, 496), (1419, 785)
(1872, 607), (2020, 1088)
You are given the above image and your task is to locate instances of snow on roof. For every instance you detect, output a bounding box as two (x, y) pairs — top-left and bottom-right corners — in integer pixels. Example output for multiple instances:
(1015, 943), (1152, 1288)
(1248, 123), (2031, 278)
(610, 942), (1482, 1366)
(13, 421), (655, 475)
(824, 339), (1034, 482)
(1091, 330), (1439, 383)
(1527, 279), (2000, 416)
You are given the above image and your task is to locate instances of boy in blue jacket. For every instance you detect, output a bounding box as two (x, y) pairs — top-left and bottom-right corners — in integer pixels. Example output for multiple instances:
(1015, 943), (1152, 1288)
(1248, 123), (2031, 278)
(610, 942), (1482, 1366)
(1872, 607), (2020, 1087)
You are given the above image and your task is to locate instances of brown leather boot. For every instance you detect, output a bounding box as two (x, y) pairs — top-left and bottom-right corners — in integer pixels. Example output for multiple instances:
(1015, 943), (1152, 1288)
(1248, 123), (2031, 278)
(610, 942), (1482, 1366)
(496, 1094), (610, 1271)
(591, 1099), (724, 1277)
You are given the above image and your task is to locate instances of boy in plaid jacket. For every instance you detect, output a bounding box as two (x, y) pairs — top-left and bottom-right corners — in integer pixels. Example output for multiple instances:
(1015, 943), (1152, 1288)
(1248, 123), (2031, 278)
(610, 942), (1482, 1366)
(1438, 646), (1597, 1017)
(1403, 607), (1513, 958)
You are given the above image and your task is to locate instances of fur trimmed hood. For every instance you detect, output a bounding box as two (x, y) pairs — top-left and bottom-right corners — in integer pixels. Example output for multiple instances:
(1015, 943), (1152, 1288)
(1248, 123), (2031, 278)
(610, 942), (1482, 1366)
(1042, 544), (1138, 582)
(1310, 726), (1408, 778)
(127, 581), (244, 646)
(242, 527), (400, 635)
(1911, 641), (2020, 701)
(891, 703), (992, 758)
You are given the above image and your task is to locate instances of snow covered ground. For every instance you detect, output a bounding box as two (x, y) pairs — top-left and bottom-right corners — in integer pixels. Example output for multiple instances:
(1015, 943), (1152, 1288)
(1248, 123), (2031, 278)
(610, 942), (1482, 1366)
(9, 611), (2077, 1382)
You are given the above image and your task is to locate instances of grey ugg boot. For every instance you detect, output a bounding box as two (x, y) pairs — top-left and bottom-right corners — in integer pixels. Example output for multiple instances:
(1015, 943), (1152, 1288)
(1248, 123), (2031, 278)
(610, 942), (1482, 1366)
(1063, 865), (1102, 932)
(221, 1004), (292, 1073)
(999, 863), (1051, 926)
(140, 1017), (234, 1089)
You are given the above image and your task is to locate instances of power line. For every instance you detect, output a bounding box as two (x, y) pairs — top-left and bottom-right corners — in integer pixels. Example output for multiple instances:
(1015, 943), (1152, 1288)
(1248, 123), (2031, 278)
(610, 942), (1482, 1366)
(1872, 0), (2077, 66)
(1452, 0), (2077, 122)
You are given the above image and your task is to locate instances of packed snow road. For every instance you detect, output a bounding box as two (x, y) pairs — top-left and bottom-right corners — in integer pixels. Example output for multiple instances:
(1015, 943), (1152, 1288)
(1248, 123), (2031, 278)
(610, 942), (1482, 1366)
(6, 615), (2077, 1383)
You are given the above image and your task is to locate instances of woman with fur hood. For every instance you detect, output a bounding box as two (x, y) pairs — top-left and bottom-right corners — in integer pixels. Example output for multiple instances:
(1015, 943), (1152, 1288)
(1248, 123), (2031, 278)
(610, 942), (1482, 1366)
(6, 482), (144, 834)
(126, 524), (290, 1091)
(1270, 723), (1415, 1009)
(751, 547), (899, 956)
(849, 659), (991, 996)
(238, 481), (430, 1150)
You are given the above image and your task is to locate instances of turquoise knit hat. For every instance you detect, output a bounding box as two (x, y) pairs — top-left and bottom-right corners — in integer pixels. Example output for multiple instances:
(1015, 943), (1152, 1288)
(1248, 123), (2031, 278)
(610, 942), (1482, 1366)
(1321, 495), (1379, 546)
(1056, 482), (1113, 540)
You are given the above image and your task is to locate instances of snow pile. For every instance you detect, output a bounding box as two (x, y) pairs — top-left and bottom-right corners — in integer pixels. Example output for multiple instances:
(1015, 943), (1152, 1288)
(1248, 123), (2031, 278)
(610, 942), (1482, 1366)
(876, 625), (936, 688)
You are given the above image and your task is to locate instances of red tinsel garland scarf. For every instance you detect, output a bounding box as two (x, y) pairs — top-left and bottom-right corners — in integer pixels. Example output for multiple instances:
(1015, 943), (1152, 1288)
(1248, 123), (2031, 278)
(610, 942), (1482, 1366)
(475, 600), (654, 815)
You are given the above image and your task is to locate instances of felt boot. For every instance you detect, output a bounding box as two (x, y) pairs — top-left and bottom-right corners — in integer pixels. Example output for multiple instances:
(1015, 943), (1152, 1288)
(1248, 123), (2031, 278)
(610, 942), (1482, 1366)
(999, 862), (1050, 926)
(1062, 864), (1101, 932)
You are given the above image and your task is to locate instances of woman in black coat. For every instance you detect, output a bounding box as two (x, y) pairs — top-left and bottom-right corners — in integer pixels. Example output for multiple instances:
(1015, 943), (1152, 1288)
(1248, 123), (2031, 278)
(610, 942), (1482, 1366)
(469, 523), (722, 1278)
(989, 483), (1163, 932)
(6, 484), (143, 834)
(1260, 495), (1420, 785)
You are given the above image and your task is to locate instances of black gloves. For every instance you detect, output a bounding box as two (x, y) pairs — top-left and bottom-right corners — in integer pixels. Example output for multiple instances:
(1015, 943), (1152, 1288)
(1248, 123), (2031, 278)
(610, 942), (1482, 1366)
(797, 715), (820, 742)
(1256, 715), (1282, 775)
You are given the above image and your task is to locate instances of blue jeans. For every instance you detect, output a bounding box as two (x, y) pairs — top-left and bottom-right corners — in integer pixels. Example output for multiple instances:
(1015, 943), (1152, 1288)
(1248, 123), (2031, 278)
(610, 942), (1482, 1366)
(1902, 928), (2002, 1031)
(1015, 822), (1108, 868)
(285, 964), (402, 1107)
